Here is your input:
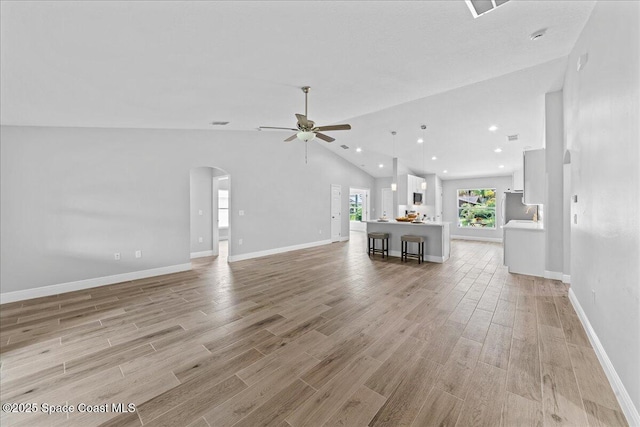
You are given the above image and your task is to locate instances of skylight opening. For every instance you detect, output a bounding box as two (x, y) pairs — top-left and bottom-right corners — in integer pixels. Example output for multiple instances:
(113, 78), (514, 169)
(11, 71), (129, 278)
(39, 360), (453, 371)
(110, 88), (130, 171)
(465, 0), (511, 19)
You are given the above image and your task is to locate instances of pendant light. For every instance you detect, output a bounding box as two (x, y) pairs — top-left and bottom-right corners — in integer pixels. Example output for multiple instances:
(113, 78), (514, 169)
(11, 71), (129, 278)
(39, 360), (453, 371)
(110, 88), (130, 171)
(391, 131), (397, 191)
(421, 125), (427, 190)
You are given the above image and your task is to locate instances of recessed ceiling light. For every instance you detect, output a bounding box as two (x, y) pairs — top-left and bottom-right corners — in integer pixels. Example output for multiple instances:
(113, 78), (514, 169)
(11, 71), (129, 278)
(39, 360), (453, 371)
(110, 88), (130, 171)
(417, 138), (424, 144)
(489, 125), (498, 132)
(443, 170), (448, 173)
(432, 156), (437, 160)
(494, 148), (502, 153)
(379, 164), (384, 168)
(499, 165), (505, 168)
(356, 147), (362, 153)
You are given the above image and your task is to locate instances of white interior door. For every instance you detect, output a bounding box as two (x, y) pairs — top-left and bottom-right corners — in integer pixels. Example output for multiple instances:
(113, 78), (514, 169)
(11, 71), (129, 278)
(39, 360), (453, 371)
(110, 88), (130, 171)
(331, 184), (341, 242)
(382, 188), (393, 218)
(211, 177), (220, 256)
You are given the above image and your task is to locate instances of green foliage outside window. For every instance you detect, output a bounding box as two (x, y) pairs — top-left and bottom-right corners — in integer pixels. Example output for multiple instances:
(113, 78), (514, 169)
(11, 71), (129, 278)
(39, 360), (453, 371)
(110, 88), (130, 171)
(457, 188), (496, 228)
(349, 194), (363, 221)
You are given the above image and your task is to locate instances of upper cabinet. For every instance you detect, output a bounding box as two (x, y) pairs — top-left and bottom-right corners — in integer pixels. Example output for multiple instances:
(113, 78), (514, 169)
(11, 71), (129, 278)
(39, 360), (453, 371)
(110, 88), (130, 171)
(512, 168), (524, 191)
(398, 174), (426, 206)
(523, 149), (545, 204)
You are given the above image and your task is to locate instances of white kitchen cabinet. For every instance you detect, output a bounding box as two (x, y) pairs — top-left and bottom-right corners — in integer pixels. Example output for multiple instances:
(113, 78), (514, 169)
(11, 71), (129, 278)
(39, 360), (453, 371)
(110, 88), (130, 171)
(503, 221), (545, 276)
(398, 174), (426, 206)
(512, 168), (524, 191)
(523, 149), (545, 204)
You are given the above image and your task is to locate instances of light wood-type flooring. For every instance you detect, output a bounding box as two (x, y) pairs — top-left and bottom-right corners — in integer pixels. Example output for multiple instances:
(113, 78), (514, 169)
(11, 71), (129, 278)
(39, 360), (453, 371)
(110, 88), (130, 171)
(0, 234), (628, 426)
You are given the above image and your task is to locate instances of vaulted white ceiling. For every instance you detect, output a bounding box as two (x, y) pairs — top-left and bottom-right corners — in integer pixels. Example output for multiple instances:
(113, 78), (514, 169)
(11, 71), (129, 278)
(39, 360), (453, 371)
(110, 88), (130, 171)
(0, 0), (595, 178)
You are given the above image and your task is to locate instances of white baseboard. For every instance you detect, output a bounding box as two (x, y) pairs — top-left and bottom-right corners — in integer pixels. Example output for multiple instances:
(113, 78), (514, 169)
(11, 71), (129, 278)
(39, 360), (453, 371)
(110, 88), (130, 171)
(387, 250), (446, 263)
(451, 235), (503, 243)
(339, 236), (350, 242)
(0, 263), (192, 304)
(544, 270), (564, 281)
(228, 239), (332, 262)
(569, 289), (639, 426)
(562, 274), (571, 284)
(190, 250), (215, 259)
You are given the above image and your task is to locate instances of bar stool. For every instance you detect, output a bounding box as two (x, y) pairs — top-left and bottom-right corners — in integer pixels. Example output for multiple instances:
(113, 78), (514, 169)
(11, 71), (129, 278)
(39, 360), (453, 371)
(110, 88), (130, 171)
(401, 235), (425, 264)
(367, 232), (389, 258)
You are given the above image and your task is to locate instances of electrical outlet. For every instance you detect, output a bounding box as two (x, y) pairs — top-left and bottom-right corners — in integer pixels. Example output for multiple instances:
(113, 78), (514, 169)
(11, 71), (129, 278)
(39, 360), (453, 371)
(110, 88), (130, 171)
(239, 238), (243, 245)
(592, 289), (596, 303)
(239, 210), (245, 216)
(135, 250), (142, 258)
(198, 237), (203, 243)
(114, 252), (120, 260)
(574, 214), (578, 224)
(318, 229), (322, 234)
(198, 209), (203, 216)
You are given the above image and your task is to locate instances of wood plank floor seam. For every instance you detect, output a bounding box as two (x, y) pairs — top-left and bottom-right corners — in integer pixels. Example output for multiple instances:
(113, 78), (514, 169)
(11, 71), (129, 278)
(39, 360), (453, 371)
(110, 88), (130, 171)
(0, 236), (628, 427)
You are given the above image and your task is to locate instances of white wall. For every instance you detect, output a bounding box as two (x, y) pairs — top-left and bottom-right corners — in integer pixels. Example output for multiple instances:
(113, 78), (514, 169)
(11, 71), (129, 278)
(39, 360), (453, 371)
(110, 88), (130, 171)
(0, 126), (374, 295)
(442, 175), (512, 241)
(189, 167), (214, 254)
(564, 0), (639, 419)
(544, 91), (565, 275)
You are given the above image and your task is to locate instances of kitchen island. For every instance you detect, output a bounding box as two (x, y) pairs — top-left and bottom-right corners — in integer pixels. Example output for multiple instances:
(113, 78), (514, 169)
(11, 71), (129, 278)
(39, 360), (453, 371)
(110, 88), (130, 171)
(366, 221), (451, 263)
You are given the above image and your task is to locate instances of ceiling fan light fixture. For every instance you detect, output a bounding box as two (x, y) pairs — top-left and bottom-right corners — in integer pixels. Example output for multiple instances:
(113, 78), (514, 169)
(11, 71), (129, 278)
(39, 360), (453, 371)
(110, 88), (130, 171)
(297, 131), (316, 142)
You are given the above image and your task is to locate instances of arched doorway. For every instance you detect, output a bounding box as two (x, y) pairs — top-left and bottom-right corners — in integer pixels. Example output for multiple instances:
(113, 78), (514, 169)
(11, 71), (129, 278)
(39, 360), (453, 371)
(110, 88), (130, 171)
(189, 166), (230, 261)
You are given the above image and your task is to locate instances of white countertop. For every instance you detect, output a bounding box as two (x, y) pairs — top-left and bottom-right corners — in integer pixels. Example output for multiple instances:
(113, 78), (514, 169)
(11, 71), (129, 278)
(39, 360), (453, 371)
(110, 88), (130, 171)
(366, 220), (450, 227)
(502, 220), (544, 231)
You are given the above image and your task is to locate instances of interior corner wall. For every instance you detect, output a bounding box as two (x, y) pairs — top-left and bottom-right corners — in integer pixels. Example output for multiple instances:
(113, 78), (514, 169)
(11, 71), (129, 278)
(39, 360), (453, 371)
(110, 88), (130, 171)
(564, 0), (640, 416)
(189, 167), (214, 254)
(0, 126), (375, 296)
(544, 90), (564, 275)
(442, 175), (512, 241)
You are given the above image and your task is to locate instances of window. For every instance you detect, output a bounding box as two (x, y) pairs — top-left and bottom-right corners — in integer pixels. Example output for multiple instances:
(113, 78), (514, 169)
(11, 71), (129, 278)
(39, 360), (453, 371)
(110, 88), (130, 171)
(218, 189), (229, 228)
(457, 188), (496, 228)
(349, 193), (363, 221)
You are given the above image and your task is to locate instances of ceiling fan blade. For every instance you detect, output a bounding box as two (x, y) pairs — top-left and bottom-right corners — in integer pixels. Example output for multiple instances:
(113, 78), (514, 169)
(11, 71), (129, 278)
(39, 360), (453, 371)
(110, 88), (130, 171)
(313, 124), (352, 132)
(259, 126), (297, 131)
(315, 132), (335, 143)
(295, 113), (311, 129)
(284, 134), (298, 142)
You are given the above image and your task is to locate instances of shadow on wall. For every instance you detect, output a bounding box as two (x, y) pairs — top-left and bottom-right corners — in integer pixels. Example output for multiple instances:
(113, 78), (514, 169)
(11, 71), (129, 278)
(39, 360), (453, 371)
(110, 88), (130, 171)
(189, 166), (230, 260)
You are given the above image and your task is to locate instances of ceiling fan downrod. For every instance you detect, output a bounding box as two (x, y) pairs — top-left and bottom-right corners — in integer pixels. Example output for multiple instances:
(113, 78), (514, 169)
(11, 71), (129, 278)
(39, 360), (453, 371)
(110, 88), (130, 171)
(302, 86), (310, 119)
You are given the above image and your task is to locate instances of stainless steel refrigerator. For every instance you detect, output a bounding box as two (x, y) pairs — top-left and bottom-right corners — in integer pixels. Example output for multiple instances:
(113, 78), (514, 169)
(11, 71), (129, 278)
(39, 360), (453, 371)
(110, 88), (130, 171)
(501, 192), (538, 225)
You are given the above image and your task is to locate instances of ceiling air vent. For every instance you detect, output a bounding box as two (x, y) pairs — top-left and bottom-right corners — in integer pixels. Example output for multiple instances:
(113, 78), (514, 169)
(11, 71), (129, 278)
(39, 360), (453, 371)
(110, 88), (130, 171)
(340, 145), (350, 150)
(507, 134), (519, 142)
(210, 121), (230, 126)
(465, 0), (510, 18)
